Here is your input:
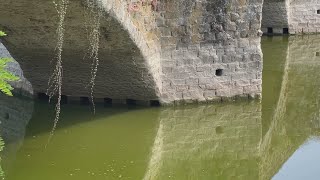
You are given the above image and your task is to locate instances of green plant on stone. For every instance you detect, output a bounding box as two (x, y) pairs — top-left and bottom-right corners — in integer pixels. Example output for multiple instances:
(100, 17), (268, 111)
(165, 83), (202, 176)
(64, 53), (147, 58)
(0, 31), (19, 96)
(0, 31), (6, 37)
(0, 58), (19, 96)
(0, 30), (12, 179)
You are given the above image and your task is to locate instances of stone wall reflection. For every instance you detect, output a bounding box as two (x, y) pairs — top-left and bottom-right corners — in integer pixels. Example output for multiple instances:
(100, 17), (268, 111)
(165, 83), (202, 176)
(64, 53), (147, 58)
(144, 102), (262, 180)
(145, 35), (320, 180)
(0, 94), (33, 176)
(260, 35), (320, 180)
(285, 35), (320, 136)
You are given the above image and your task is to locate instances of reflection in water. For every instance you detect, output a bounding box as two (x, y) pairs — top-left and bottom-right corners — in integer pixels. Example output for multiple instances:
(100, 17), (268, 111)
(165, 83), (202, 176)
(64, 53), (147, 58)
(0, 94), (34, 178)
(144, 35), (320, 180)
(273, 138), (320, 180)
(144, 102), (262, 180)
(4, 104), (160, 180)
(261, 35), (320, 179)
(1, 35), (320, 179)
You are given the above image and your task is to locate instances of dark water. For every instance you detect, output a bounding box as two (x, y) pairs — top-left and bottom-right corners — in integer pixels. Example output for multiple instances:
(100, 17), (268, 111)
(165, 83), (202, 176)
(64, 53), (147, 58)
(1, 35), (320, 180)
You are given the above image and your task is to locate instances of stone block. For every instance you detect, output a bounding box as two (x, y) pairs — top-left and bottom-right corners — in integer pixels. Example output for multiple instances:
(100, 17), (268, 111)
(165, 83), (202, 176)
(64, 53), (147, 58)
(206, 83), (223, 90)
(203, 90), (217, 99)
(216, 88), (231, 97)
(172, 79), (186, 85)
(235, 80), (250, 87)
(183, 90), (204, 100)
(186, 78), (199, 85)
(176, 85), (189, 92)
(162, 66), (172, 74)
(199, 77), (213, 84)
(172, 50), (184, 60)
(176, 59), (194, 66)
(243, 85), (259, 94)
(196, 65), (212, 72)
(251, 79), (262, 86)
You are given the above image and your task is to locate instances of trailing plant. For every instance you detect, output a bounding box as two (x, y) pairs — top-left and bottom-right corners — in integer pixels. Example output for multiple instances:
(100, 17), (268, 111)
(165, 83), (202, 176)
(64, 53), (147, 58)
(47, 0), (158, 135)
(84, 0), (103, 114)
(0, 31), (19, 96)
(47, 0), (69, 134)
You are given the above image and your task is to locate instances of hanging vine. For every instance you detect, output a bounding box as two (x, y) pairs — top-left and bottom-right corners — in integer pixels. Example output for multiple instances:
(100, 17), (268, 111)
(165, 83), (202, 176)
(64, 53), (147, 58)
(46, 0), (158, 133)
(47, 0), (69, 135)
(84, 0), (103, 114)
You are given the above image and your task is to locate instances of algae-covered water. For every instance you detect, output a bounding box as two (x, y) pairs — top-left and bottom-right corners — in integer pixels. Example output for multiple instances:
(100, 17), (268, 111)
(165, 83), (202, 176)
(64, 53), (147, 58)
(1, 35), (320, 180)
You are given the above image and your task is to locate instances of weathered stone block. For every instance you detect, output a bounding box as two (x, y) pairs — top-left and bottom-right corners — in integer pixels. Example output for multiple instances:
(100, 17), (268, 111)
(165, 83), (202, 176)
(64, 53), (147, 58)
(203, 90), (217, 99)
(186, 78), (199, 85)
(176, 85), (189, 92)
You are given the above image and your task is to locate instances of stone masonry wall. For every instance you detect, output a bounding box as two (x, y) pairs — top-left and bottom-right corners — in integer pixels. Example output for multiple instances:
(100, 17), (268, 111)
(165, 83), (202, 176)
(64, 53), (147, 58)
(157, 0), (263, 104)
(288, 0), (320, 34)
(101, 0), (162, 94)
(261, 0), (289, 34)
(1, 0), (264, 104)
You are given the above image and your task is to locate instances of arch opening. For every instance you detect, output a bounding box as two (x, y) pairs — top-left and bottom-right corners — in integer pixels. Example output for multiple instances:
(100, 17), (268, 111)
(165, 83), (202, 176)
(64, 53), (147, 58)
(0, 0), (161, 104)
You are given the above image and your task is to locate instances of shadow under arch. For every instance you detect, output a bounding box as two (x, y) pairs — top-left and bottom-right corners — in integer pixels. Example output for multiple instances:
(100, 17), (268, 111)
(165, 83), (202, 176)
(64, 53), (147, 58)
(0, 0), (161, 101)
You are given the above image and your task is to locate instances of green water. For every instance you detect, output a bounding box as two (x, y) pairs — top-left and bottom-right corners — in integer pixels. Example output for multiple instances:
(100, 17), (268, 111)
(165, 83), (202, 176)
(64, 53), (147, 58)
(1, 35), (320, 180)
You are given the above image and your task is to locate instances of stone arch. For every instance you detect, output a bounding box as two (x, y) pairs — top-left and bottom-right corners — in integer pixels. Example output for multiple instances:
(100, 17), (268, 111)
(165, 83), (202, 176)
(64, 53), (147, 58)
(0, 0), (161, 102)
(1, 0), (265, 105)
(261, 0), (290, 35)
(262, 0), (320, 34)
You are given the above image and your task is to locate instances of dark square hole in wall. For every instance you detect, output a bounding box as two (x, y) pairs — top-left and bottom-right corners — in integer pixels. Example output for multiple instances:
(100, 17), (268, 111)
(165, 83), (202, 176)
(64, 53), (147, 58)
(317, 10), (320, 14)
(37, 93), (49, 101)
(215, 69), (223, 76)
(267, 27), (273, 34)
(61, 95), (68, 104)
(283, 28), (289, 34)
(150, 100), (160, 107)
(80, 97), (90, 105)
(316, 52), (320, 56)
(104, 98), (112, 106)
(126, 99), (137, 105)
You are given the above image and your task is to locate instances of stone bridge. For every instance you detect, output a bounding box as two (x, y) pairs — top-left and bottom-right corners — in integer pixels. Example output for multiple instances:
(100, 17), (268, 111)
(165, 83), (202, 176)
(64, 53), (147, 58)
(1, 34), (320, 179)
(0, 0), (264, 105)
(1, 0), (317, 105)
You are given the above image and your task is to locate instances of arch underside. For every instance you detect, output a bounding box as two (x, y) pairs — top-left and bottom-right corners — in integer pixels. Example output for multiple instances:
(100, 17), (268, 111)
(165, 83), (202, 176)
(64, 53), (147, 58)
(262, 0), (320, 34)
(0, 0), (159, 100)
